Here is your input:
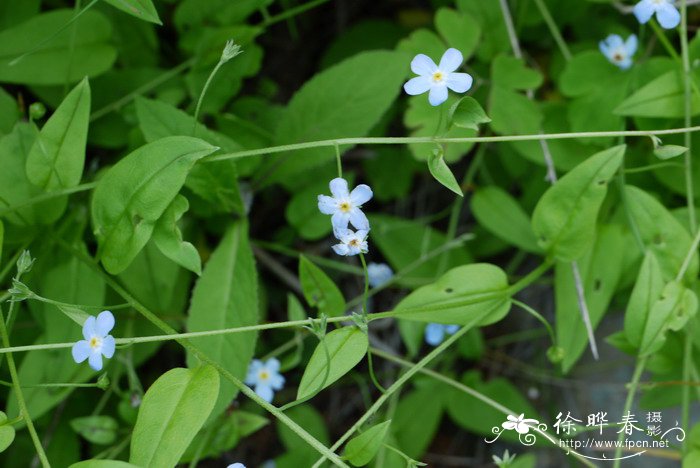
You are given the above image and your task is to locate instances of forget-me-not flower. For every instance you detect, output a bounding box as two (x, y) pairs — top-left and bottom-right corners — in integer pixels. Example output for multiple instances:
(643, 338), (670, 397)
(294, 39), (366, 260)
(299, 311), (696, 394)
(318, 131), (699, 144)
(72, 310), (116, 371)
(332, 228), (369, 256)
(318, 178), (373, 232)
(599, 34), (638, 69)
(633, 0), (681, 29)
(245, 358), (285, 403)
(226, 464), (246, 468)
(404, 48), (473, 106)
(367, 262), (393, 287)
(425, 323), (459, 346)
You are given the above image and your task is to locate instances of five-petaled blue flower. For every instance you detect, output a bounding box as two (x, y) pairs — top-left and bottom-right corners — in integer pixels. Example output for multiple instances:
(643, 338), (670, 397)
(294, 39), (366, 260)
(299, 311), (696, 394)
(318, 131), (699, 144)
(367, 262), (393, 287)
(599, 34), (638, 69)
(245, 358), (285, 403)
(425, 323), (459, 346)
(318, 177), (373, 232)
(404, 48), (473, 106)
(633, 0), (681, 29)
(332, 228), (369, 257)
(72, 310), (116, 371)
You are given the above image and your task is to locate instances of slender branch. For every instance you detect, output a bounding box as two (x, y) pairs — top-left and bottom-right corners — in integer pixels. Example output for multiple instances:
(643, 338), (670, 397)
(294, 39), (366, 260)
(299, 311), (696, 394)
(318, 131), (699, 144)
(533, 0), (572, 61)
(612, 356), (648, 468)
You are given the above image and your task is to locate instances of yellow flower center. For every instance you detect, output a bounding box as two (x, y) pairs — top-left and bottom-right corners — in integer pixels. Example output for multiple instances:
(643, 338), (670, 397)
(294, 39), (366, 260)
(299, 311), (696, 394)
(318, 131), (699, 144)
(258, 370), (269, 381)
(432, 71), (444, 83)
(339, 201), (351, 213)
(349, 239), (359, 247)
(89, 336), (102, 349)
(613, 52), (623, 62)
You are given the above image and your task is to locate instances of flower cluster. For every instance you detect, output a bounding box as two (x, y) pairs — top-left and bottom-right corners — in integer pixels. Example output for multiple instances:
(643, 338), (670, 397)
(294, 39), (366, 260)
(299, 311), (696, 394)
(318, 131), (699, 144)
(245, 358), (285, 403)
(72, 310), (116, 371)
(318, 177), (373, 256)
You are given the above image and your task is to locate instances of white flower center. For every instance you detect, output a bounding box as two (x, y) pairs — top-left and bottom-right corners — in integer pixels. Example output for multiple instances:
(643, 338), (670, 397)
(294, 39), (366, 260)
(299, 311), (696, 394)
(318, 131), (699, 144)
(258, 370), (270, 382)
(432, 71), (445, 83)
(89, 335), (103, 351)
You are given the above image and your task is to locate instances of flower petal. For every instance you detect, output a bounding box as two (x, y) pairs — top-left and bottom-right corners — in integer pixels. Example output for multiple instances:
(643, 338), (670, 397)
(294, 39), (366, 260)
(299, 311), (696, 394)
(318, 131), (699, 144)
(350, 184), (373, 206)
(331, 211), (351, 232)
(411, 53), (437, 76)
(445, 325), (459, 335)
(88, 351), (103, 371)
(625, 34), (638, 57)
(633, 0), (655, 24)
(255, 384), (274, 402)
(656, 3), (680, 29)
(618, 57), (633, 70)
(332, 243), (350, 256)
(318, 195), (337, 214)
(266, 358), (280, 372)
(95, 310), (115, 336)
(403, 76), (432, 96)
(329, 177), (349, 198)
(72, 340), (90, 363)
(425, 323), (445, 346)
(269, 373), (285, 390)
(245, 360), (263, 385)
(445, 73), (473, 93)
(428, 85), (448, 106)
(101, 335), (116, 358)
(349, 209), (370, 231)
(82, 316), (96, 341)
(439, 48), (463, 73)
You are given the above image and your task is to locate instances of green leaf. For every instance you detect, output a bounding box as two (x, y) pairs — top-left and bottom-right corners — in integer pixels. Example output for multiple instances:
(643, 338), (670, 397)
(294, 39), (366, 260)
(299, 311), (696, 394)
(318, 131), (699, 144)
(56, 305), (90, 326)
(449, 96), (491, 130)
(532, 145), (625, 261)
(25, 78), (90, 223)
(489, 85), (542, 135)
(655, 145), (688, 160)
(0, 123), (41, 225)
(69, 462), (140, 468)
(0, 10), (117, 85)
(428, 148), (463, 196)
(103, 0), (161, 24)
(395, 263), (511, 325)
(130, 366), (220, 468)
(91, 136), (218, 274)
(625, 185), (699, 282)
(624, 251), (665, 348)
(69, 416), (118, 445)
(640, 282), (698, 355)
(344, 420), (392, 466)
(186, 223), (258, 416)
(277, 405), (330, 464)
(152, 195), (201, 275)
(434, 8), (480, 61)
(299, 255), (346, 317)
(393, 383), (443, 458)
(615, 70), (700, 118)
(0, 87), (18, 135)
(0, 411), (15, 453)
(492, 55), (543, 90)
(259, 50), (409, 187)
(0, 220), (3, 264)
(471, 186), (541, 253)
(297, 326), (368, 400)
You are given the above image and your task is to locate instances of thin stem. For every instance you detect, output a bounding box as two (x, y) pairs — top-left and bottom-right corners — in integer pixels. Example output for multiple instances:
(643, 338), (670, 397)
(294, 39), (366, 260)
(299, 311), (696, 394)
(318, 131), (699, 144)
(358, 253), (369, 319)
(680, 0), (696, 233)
(202, 126), (700, 163)
(511, 299), (556, 346)
(335, 142), (342, 178)
(682, 327), (693, 453)
(612, 356), (648, 468)
(532, 0), (572, 61)
(192, 59), (227, 136)
(0, 182), (97, 218)
(677, 225), (700, 282)
(571, 260), (598, 359)
(259, 0), (333, 27)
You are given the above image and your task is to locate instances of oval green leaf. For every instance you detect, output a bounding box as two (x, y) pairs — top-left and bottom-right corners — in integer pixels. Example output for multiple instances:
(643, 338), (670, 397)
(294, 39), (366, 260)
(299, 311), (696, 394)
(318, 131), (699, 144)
(448, 96), (491, 130)
(299, 255), (346, 317)
(70, 415), (118, 445)
(640, 282), (698, 356)
(624, 251), (664, 348)
(428, 148), (463, 196)
(344, 420), (392, 466)
(103, 0), (161, 24)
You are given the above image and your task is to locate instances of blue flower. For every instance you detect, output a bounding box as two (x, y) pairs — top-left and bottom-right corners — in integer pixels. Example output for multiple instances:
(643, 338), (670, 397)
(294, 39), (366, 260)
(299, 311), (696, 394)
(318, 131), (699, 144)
(367, 262), (393, 287)
(226, 464), (246, 468)
(633, 0), (681, 29)
(424, 323), (459, 346)
(318, 178), (373, 232)
(332, 228), (369, 256)
(599, 34), (638, 69)
(71, 311), (116, 371)
(404, 48), (473, 106)
(245, 358), (285, 403)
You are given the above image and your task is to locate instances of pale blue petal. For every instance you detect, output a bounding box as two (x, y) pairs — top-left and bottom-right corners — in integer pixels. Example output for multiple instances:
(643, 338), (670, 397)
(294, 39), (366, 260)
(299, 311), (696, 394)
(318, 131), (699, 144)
(101, 335), (115, 358)
(656, 3), (680, 29)
(331, 211), (351, 231)
(425, 323), (445, 346)
(367, 263), (393, 287)
(438, 48), (463, 73)
(445, 73), (473, 93)
(82, 316), (96, 340)
(88, 351), (103, 371)
(332, 243), (350, 256)
(445, 325), (460, 335)
(411, 54), (437, 76)
(266, 358), (280, 372)
(404, 76), (432, 96)
(245, 360), (263, 385)
(269, 373), (285, 390)
(618, 57), (633, 70)
(633, 0), (655, 24)
(625, 34), (638, 56)
(72, 340), (90, 363)
(329, 178), (349, 198)
(95, 311), (115, 336)
(355, 229), (369, 239)
(598, 40), (611, 58)
(227, 464), (246, 468)
(334, 227), (354, 242)
(256, 384), (274, 402)
(349, 209), (370, 231)
(350, 184), (373, 206)
(318, 195), (337, 214)
(428, 85), (448, 106)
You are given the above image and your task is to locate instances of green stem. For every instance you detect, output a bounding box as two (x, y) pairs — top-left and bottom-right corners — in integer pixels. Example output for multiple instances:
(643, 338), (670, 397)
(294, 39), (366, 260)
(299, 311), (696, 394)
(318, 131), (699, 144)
(532, 0), (572, 61)
(259, 0), (333, 27)
(682, 327), (693, 453)
(0, 182), (97, 218)
(192, 59), (227, 136)
(680, 0), (696, 234)
(612, 356), (648, 468)
(358, 253), (369, 319)
(511, 299), (556, 346)
(335, 142), (342, 178)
